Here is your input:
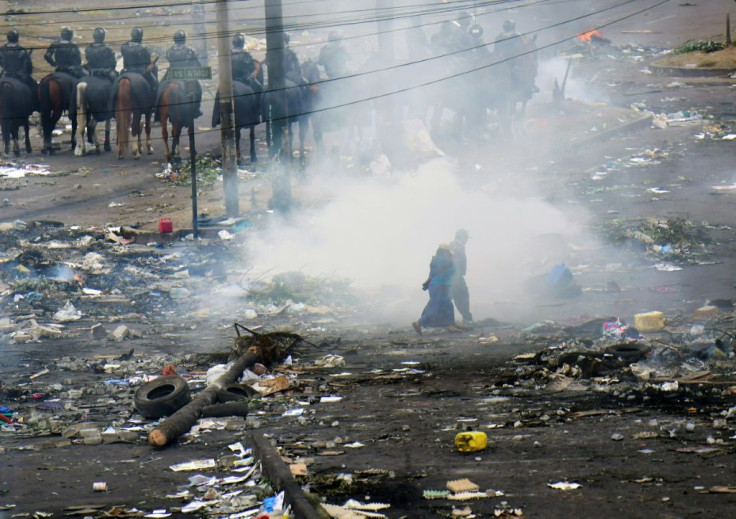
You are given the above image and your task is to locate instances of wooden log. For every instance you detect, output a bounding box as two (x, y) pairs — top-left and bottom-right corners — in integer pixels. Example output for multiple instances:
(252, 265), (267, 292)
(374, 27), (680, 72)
(248, 433), (326, 519)
(148, 351), (259, 447)
(201, 401), (250, 418)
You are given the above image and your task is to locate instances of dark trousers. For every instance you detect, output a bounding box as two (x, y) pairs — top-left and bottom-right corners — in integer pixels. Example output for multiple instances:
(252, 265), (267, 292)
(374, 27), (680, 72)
(451, 276), (472, 322)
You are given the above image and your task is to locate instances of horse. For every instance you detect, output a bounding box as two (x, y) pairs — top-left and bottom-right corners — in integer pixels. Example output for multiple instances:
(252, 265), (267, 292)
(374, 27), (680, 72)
(111, 72), (156, 159)
(301, 58), (372, 155)
(0, 76), (33, 156)
(38, 72), (78, 154)
(156, 80), (197, 163)
(69, 75), (114, 156)
(261, 72), (309, 164)
(212, 79), (261, 163)
(487, 34), (538, 139)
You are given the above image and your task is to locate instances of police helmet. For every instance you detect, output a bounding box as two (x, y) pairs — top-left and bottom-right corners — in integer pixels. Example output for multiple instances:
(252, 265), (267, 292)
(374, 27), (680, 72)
(93, 27), (106, 43)
(232, 33), (245, 49)
(131, 27), (143, 43)
(469, 24), (483, 39)
(327, 30), (342, 43)
(503, 19), (515, 33)
(173, 30), (186, 45)
(6, 29), (19, 44)
(61, 27), (73, 41)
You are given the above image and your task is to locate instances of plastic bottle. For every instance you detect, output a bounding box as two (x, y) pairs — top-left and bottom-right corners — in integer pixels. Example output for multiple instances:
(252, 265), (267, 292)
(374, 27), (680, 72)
(455, 431), (488, 452)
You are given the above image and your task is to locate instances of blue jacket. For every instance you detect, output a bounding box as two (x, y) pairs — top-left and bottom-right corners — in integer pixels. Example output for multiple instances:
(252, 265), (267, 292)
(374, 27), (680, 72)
(426, 249), (455, 287)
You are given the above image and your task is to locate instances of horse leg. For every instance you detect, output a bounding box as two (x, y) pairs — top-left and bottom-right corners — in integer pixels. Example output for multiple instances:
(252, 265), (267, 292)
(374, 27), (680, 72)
(250, 126), (257, 163)
(90, 119), (100, 154)
(131, 111), (142, 159)
(1, 121), (10, 156)
(162, 115), (171, 163)
(172, 122), (181, 161)
(145, 111), (153, 155)
(74, 83), (87, 156)
(104, 119), (111, 152)
(23, 120), (31, 153)
(11, 123), (19, 157)
(298, 118), (307, 168)
(234, 126), (242, 161)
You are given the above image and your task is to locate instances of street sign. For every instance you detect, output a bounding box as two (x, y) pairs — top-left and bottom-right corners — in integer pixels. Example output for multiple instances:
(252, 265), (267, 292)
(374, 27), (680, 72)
(170, 67), (212, 80)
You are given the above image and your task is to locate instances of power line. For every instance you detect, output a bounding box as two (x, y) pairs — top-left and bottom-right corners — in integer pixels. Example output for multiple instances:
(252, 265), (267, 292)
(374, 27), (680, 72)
(93, 0), (669, 149)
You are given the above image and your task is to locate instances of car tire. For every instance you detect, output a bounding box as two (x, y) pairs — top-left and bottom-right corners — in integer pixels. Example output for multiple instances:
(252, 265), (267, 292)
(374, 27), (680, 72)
(134, 376), (191, 419)
(216, 383), (259, 403)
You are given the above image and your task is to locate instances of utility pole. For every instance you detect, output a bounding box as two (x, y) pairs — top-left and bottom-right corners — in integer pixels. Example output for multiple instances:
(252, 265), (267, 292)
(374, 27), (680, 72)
(192, 0), (207, 66)
(216, 0), (239, 217)
(376, 0), (395, 122)
(265, 0), (291, 212)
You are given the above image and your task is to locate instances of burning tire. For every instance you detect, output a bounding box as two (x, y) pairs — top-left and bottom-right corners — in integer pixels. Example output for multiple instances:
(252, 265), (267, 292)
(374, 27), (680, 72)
(134, 376), (191, 419)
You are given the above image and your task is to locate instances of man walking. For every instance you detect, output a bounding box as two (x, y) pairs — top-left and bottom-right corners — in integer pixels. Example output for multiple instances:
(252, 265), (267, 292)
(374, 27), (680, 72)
(450, 229), (473, 324)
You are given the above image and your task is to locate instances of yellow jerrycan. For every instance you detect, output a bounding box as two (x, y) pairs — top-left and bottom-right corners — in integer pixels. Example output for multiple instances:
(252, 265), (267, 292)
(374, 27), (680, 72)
(455, 431), (488, 452)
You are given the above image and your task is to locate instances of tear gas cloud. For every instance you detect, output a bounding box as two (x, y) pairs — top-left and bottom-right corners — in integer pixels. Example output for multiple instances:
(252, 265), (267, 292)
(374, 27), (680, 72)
(245, 159), (588, 323)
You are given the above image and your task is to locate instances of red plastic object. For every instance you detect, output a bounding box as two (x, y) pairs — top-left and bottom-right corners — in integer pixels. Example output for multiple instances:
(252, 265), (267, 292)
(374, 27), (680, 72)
(159, 218), (173, 233)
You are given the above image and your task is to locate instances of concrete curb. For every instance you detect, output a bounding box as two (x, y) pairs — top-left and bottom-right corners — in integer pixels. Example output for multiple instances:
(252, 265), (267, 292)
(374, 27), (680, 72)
(650, 64), (734, 78)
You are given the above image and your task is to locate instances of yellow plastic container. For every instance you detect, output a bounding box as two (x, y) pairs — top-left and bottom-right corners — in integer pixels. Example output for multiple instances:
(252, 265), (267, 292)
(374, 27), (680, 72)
(634, 311), (665, 332)
(455, 431), (488, 452)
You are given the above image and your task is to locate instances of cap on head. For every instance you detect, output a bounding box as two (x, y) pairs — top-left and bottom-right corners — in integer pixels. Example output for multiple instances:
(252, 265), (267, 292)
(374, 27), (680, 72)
(232, 33), (245, 49)
(173, 30), (186, 45)
(469, 24), (484, 39)
(455, 228), (470, 240)
(131, 27), (143, 42)
(93, 27), (106, 43)
(328, 30), (342, 43)
(6, 29), (19, 44)
(503, 19), (515, 32)
(61, 27), (73, 41)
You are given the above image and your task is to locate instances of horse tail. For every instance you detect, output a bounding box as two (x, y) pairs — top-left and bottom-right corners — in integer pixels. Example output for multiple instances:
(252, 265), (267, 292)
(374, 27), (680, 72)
(39, 78), (51, 123)
(73, 82), (87, 154)
(74, 81), (86, 124)
(115, 78), (132, 153)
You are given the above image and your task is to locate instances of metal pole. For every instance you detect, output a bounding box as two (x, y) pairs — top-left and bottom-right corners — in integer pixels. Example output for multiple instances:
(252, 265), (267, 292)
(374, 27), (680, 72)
(265, 0), (291, 213)
(216, 0), (239, 217)
(192, 0), (207, 66)
(189, 92), (198, 240)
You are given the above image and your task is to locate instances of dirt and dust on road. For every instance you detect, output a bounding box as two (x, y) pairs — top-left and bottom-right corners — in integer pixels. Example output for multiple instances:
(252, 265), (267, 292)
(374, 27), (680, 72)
(4, 1), (736, 518)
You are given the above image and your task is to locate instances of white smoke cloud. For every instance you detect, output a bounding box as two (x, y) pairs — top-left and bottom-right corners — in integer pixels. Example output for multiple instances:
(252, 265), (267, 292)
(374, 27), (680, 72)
(246, 157), (589, 323)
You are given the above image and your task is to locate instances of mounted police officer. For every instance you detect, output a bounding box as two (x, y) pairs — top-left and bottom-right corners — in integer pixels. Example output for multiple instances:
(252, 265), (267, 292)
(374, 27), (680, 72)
(85, 27), (117, 82)
(121, 27), (157, 93)
(44, 27), (86, 78)
(0, 29), (38, 110)
(283, 33), (306, 87)
(318, 30), (351, 79)
(165, 30), (202, 118)
(231, 33), (262, 92)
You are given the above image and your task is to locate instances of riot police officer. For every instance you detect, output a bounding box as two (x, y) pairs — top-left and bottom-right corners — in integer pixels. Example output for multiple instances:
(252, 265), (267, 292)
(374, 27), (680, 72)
(165, 30), (202, 117)
(85, 27), (117, 81)
(44, 27), (85, 78)
(317, 30), (351, 79)
(0, 30), (38, 110)
(231, 33), (262, 92)
(283, 33), (306, 87)
(121, 27), (157, 93)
